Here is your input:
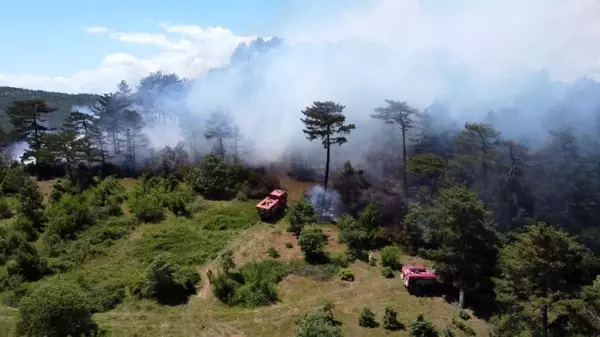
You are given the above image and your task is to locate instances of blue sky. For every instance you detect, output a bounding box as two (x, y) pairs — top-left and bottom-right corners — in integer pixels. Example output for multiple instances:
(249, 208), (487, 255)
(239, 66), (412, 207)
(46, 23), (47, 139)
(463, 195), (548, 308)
(0, 0), (365, 77)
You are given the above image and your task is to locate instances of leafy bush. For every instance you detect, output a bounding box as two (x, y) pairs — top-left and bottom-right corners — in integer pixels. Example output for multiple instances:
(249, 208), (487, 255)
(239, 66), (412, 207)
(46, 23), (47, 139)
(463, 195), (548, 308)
(85, 176), (126, 218)
(298, 225), (328, 262)
(236, 182), (249, 201)
(330, 252), (349, 268)
(6, 243), (48, 281)
(128, 189), (165, 223)
(359, 307), (377, 328)
(288, 199), (318, 236)
(294, 302), (342, 337)
(164, 185), (193, 217)
(198, 154), (232, 199)
(452, 318), (476, 336)
(136, 254), (200, 305)
(380, 245), (401, 269)
(267, 246), (280, 258)
(443, 327), (456, 337)
(410, 314), (439, 337)
(17, 281), (97, 337)
(17, 178), (45, 230)
(0, 197), (13, 219)
(213, 259), (289, 307)
(285, 242), (293, 249)
(338, 268), (354, 281)
(2, 283), (32, 307)
(13, 217), (37, 241)
(383, 306), (403, 331)
(45, 194), (95, 240)
(459, 310), (471, 320)
(381, 266), (395, 278)
(218, 249), (236, 275)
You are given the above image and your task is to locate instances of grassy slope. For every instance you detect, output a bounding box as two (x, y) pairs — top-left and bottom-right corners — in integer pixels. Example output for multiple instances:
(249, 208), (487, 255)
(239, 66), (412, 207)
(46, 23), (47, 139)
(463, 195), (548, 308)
(0, 177), (491, 337)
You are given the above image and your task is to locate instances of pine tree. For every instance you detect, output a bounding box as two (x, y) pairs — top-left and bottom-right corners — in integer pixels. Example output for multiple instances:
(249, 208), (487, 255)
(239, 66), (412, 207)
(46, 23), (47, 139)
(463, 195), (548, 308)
(6, 100), (57, 163)
(204, 108), (234, 160)
(92, 93), (127, 161)
(301, 101), (355, 190)
(122, 109), (147, 171)
(372, 100), (418, 195)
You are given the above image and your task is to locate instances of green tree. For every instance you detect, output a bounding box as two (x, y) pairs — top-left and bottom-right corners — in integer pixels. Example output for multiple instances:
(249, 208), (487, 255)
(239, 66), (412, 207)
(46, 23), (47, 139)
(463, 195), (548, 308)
(17, 177), (45, 230)
(298, 225), (328, 262)
(493, 222), (598, 336)
(287, 199), (318, 236)
(204, 107), (235, 160)
(338, 203), (381, 255)
(372, 100), (419, 195)
(332, 161), (370, 214)
(427, 187), (497, 309)
(410, 314), (439, 337)
(17, 281), (96, 337)
(6, 99), (57, 163)
(197, 154), (231, 199)
(122, 109), (147, 170)
(294, 302), (342, 337)
(301, 101), (355, 190)
(406, 153), (445, 194)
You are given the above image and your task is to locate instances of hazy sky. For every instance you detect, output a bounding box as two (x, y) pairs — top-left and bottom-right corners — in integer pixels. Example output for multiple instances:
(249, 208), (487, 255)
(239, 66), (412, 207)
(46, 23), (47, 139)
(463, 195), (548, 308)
(1, 0), (600, 94)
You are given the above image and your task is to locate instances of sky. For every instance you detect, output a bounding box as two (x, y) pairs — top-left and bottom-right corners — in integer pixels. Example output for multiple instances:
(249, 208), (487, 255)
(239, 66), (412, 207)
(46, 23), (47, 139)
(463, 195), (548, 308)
(2, 0), (600, 94)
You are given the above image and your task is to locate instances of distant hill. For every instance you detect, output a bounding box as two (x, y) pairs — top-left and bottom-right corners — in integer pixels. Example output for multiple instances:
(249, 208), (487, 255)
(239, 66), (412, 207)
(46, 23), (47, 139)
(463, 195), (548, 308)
(0, 86), (100, 128)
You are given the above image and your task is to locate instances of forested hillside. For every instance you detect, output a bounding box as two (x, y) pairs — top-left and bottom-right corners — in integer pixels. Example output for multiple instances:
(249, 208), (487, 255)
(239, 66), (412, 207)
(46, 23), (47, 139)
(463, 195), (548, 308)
(0, 36), (599, 337)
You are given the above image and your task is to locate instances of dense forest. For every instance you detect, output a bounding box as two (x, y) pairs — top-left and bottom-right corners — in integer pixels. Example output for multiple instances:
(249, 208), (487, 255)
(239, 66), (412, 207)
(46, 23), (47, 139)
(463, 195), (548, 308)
(0, 36), (600, 337)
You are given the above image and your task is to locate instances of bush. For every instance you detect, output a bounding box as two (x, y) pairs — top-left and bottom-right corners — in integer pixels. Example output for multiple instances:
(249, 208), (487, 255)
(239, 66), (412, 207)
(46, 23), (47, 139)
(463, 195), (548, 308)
(383, 306), (403, 331)
(17, 178), (45, 230)
(380, 245), (401, 269)
(164, 185), (193, 217)
(452, 318), (476, 336)
(459, 310), (471, 320)
(338, 268), (354, 282)
(288, 199), (318, 236)
(330, 252), (349, 268)
(285, 242), (293, 249)
(17, 281), (97, 337)
(236, 183), (249, 201)
(198, 154), (232, 199)
(128, 190), (165, 223)
(298, 225), (328, 262)
(0, 197), (13, 219)
(13, 217), (37, 241)
(410, 314), (439, 337)
(381, 266), (395, 278)
(359, 307), (377, 328)
(6, 243), (48, 281)
(294, 303), (342, 337)
(213, 259), (289, 307)
(45, 194), (95, 240)
(267, 246), (280, 258)
(443, 327), (456, 337)
(86, 176), (126, 218)
(136, 254), (199, 305)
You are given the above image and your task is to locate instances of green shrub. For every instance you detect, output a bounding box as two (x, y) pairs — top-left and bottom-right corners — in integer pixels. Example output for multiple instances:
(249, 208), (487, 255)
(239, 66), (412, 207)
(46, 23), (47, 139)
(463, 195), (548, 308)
(45, 194), (95, 240)
(443, 327), (456, 337)
(294, 303), (342, 337)
(410, 314), (439, 337)
(0, 197), (13, 219)
(13, 217), (37, 241)
(267, 246), (280, 259)
(17, 281), (97, 337)
(165, 185), (193, 216)
(236, 183), (249, 201)
(2, 283), (32, 307)
(380, 245), (401, 269)
(383, 306), (403, 331)
(17, 178), (45, 230)
(85, 176), (126, 218)
(330, 252), (349, 268)
(338, 268), (354, 282)
(128, 190), (165, 223)
(298, 225), (328, 262)
(459, 310), (471, 320)
(198, 154), (233, 199)
(381, 266), (395, 278)
(6, 243), (48, 281)
(213, 259), (289, 307)
(136, 254), (200, 305)
(285, 242), (293, 249)
(288, 199), (318, 236)
(452, 318), (476, 336)
(359, 307), (377, 328)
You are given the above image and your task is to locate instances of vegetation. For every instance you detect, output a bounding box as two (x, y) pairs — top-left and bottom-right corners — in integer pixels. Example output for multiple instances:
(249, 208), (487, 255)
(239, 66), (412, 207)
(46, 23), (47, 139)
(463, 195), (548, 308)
(358, 307), (377, 328)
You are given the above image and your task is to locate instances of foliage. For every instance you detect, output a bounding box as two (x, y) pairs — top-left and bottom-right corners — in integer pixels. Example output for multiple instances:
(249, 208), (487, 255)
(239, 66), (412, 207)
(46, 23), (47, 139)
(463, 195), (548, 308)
(452, 318), (476, 336)
(17, 177), (45, 230)
(16, 281), (97, 337)
(359, 307), (377, 328)
(288, 199), (318, 236)
(0, 197), (13, 219)
(301, 101), (356, 189)
(338, 203), (381, 254)
(285, 242), (293, 249)
(298, 225), (328, 262)
(6, 242), (48, 281)
(383, 306), (403, 331)
(398, 203), (429, 255)
(332, 161), (370, 214)
(197, 154), (232, 199)
(380, 245), (401, 269)
(410, 314), (439, 337)
(128, 182), (165, 223)
(136, 254), (200, 305)
(213, 259), (288, 307)
(338, 268), (354, 282)
(45, 193), (95, 239)
(459, 310), (470, 320)
(294, 302), (342, 337)
(330, 251), (349, 268)
(267, 246), (280, 259)
(381, 266), (394, 278)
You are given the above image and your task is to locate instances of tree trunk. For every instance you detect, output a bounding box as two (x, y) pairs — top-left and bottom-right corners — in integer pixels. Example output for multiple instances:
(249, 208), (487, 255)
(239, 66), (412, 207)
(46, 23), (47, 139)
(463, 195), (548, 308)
(458, 273), (466, 309)
(541, 303), (548, 337)
(401, 126), (408, 196)
(324, 134), (331, 190)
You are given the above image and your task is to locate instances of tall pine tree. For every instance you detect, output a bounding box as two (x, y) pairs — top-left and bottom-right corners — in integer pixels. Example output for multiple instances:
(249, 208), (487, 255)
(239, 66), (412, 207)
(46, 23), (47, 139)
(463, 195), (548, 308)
(6, 100), (57, 163)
